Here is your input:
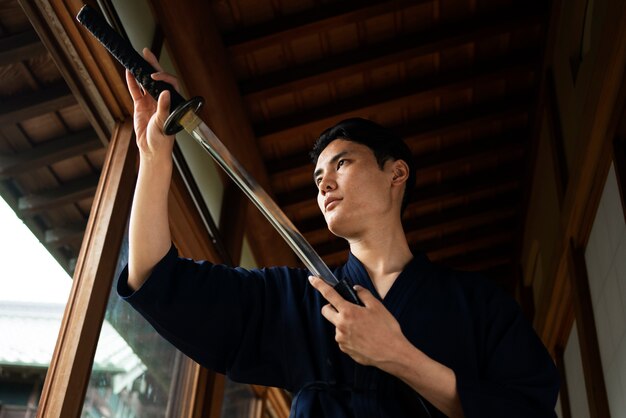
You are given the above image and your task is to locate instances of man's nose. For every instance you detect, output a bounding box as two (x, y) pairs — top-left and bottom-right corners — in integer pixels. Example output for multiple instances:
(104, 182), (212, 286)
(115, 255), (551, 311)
(319, 177), (336, 195)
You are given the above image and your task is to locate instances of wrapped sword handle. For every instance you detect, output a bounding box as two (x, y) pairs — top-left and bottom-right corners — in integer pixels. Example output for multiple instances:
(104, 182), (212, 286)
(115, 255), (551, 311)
(76, 4), (202, 134)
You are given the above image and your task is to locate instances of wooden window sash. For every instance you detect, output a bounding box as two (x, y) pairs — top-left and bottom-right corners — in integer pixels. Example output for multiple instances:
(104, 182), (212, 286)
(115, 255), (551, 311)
(37, 121), (136, 418)
(566, 241), (610, 418)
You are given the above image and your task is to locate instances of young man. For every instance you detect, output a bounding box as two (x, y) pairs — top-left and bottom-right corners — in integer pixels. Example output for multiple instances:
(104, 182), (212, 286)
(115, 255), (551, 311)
(118, 49), (559, 417)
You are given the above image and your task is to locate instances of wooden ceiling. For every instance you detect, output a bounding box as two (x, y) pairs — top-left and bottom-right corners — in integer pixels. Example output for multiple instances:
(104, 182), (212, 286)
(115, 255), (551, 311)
(0, 0), (552, 293)
(204, 0), (549, 291)
(0, 0), (105, 273)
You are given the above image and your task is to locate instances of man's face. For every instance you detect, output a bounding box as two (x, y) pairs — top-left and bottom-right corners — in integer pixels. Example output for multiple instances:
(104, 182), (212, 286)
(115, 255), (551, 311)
(313, 139), (395, 238)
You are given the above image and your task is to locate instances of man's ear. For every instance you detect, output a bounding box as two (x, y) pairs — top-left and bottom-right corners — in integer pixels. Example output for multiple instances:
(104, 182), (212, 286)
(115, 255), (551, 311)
(390, 160), (409, 185)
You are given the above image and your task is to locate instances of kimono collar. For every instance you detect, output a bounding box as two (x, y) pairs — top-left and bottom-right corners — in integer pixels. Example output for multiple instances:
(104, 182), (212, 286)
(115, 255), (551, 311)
(341, 251), (435, 318)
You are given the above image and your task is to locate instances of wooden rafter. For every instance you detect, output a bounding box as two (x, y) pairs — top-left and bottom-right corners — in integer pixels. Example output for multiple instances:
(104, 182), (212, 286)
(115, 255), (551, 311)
(223, 0), (429, 52)
(18, 174), (99, 214)
(255, 52), (538, 144)
(0, 128), (100, 179)
(0, 29), (46, 66)
(266, 94), (531, 173)
(0, 83), (75, 125)
(240, 4), (544, 101)
(44, 221), (87, 247)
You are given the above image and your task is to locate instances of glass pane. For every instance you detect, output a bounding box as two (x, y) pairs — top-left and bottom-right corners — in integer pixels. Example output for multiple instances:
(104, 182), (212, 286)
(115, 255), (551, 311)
(221, 378), (262, 418)
(81, 235), (186, 418)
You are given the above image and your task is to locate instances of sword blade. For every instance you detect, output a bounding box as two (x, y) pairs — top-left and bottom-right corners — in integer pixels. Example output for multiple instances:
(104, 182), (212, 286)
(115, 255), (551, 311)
(179, 111), (339, 285)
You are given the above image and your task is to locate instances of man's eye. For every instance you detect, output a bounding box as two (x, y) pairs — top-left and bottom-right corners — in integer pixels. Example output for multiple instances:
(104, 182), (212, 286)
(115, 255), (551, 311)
(337, 159), (345, 169)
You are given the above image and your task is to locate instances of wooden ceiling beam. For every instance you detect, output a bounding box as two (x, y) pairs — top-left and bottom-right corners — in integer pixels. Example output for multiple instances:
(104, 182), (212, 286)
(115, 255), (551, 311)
(277, 131), (526, 206)
(241, 5), (544, 101)
(399, 96), (531, 145)
(18, 174), (99, 214)
(0, 128), (100, 179)
(0, 83), (75, 125)
(266, 93), (531, 174)
(224, 0), (428, 54)
(256, 50), (539, 146)
(0, 29), (47, 66)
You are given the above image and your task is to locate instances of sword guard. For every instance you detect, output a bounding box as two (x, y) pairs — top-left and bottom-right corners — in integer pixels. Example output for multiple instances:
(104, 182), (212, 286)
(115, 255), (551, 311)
(164, 96), (204, 135)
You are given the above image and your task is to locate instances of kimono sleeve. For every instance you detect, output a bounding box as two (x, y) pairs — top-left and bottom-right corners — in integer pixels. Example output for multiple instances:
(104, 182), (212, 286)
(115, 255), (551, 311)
(117, 243), (306, 390)
(455, 278), (560, 418)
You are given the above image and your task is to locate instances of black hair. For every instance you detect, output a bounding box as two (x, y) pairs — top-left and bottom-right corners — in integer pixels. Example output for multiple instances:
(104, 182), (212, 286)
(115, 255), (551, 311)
(310, 118), (416, 212)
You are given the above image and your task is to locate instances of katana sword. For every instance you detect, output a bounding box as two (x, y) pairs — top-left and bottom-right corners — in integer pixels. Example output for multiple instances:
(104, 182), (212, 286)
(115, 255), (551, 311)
(76, 4), (361, 305)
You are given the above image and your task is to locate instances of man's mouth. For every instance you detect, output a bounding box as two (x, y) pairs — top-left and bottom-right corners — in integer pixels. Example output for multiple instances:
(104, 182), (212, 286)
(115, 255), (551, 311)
(325, 197), (341, 211)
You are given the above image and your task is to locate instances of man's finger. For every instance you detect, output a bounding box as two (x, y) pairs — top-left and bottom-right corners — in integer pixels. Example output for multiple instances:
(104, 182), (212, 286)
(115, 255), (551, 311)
(309, 276), (348, 311)
(151, 72), (181, 93)
(126, 69), (144, 101)
(153, 90), (172, 134)
(320, 303), (339, 325)
(143, 47), (165, 73)
(353, 285), (376, 307)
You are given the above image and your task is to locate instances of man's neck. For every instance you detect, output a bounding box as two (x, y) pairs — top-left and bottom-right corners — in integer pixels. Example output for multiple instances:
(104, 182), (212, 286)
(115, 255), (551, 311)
(348, 223), (413, 299)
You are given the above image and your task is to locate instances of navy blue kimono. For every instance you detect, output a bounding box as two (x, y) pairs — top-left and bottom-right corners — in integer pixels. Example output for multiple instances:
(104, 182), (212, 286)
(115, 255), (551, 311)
(117, 244), (559, 417)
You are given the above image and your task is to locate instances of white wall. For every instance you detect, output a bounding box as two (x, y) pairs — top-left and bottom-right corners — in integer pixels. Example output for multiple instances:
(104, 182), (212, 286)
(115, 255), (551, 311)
(584, 163), (626, 417)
